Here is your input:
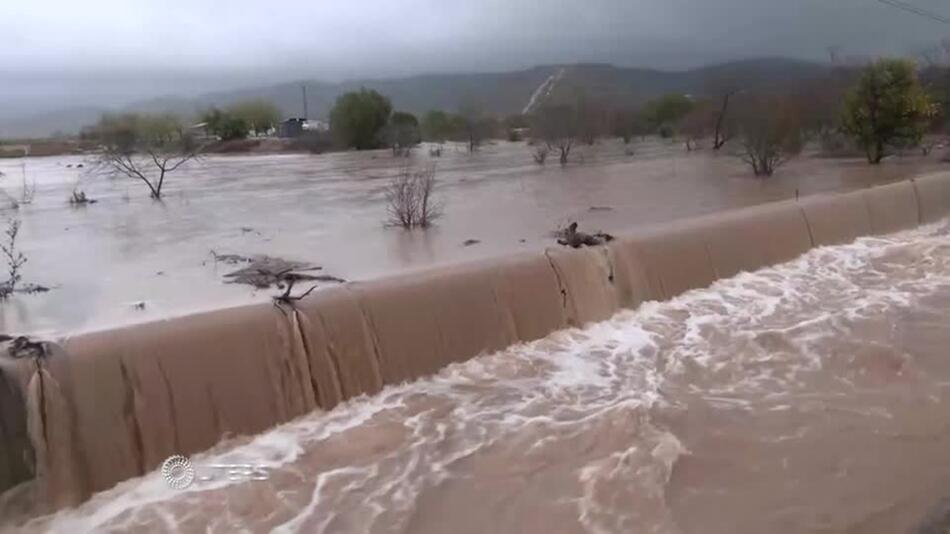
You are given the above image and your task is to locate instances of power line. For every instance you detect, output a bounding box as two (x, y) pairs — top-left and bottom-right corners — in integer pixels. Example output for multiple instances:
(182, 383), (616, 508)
(874, 0), (950, 25)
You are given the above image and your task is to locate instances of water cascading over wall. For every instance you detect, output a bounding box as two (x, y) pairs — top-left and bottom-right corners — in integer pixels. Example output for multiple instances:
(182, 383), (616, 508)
(3, 174), (950, 511)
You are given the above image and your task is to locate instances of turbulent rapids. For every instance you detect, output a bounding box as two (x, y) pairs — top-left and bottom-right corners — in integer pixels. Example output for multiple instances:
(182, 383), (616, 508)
(6, 221), (950, 533)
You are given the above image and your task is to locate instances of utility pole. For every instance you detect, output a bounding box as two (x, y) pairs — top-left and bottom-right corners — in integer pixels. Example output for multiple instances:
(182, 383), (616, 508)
(302, 85), (309, 119)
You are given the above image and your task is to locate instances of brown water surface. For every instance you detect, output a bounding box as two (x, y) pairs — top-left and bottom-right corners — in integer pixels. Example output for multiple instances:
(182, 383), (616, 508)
(0, 140), (942, 334)
(5, 221), (950, 533)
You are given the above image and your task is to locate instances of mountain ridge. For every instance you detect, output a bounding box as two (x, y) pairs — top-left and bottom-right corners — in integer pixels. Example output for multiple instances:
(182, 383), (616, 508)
(0, 57), (828, 139)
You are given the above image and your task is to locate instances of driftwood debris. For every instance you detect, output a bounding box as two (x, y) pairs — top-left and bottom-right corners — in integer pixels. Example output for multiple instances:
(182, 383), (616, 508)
(69, 191), (97, 205)
(210, 252), (346, 302)
(556, 222), (614, 248)
(1, 335), (47, 359)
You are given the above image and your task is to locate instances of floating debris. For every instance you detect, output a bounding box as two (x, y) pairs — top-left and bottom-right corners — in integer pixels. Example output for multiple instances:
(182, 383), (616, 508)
(19, 284), (50, 294)
(555, 222), (614, 248)
(1, 335), (47, 359)
(69, 191), (98, 205)
(212, 253), (346, 292)
(209, 250), (254, 265)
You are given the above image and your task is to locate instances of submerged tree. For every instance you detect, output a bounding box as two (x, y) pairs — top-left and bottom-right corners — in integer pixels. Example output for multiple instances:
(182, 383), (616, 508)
(736, 96), (804, 177)
(701, 72), (743, 150)
(842, 59), (934, 164)
(532, 104), (579, 165)
(458, 99), (486, 153)
(92, 113), (203, 199)
(421, 110), (454, 144)
(330, 89), (393, 150)
(387, 111), (421, 156)
(575, 93), (608, 145)
(678, 102), (716, 151)
(610, 107), (647, 145)
(385, 167), (442, 229)
(643, 93), (696, 137)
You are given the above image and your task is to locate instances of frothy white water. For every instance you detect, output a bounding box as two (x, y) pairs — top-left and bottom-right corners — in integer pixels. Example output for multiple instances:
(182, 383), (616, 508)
(7, 222), (950, 533)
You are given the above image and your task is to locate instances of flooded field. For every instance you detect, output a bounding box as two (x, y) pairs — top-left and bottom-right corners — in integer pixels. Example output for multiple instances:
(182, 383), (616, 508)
(5, 220), (950, 533)
(0, 139), (944, 335)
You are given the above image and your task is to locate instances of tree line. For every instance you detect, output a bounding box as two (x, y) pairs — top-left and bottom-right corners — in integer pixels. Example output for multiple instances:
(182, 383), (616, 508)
(324, 58), (940, 176)
(528, 58), (937, 175)
(81, 57), (942, 199)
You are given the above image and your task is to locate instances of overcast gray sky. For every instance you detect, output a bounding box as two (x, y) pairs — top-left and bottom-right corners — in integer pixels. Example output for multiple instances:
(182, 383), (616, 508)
(2, 0), (950, 113)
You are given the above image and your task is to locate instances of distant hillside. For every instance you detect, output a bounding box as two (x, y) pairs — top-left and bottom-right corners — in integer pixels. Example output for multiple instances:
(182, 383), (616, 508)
(133, 66), (559, 120)
(542, 58), (830, 108)
(0, 58), (829, 139)
(0, 106), (106, 140)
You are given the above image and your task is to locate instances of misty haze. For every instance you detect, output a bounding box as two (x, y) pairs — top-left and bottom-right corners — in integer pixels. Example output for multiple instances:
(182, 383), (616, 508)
(3, 1), (950, 533)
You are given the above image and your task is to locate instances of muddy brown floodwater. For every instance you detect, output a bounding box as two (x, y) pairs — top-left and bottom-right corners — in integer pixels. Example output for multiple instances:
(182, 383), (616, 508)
(3, 218), (949, 533)
(0, 140), (944, 335)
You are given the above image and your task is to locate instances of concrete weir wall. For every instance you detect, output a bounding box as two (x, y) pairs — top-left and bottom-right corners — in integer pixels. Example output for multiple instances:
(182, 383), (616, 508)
(2, 174), (949, 509)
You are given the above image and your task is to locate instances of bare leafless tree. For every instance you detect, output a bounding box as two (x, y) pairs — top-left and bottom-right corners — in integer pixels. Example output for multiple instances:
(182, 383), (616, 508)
(678, 103), (716, 151)
(610, 107), (647, 145)
(736, 96), (804, 177)
(575, 93), (608, 146)
(711, 88), (740, 150)
(91, 113), (203, 199)
(458, 99), (485, 153)
(532, 105), (579, 165)
(701, 73), (742, 150)
(385, 166), (442, 229)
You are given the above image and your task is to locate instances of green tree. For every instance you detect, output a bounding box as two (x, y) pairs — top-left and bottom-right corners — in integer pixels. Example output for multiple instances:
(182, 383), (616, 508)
(229, 100), (281, 136)
(610, 107), (648, 144)
(201, 107), (250, 141)
(842, 59), (934, 164)
(330, 89), (393, 150)
(643, 94), (696, 135)
(201, 108), (226, 137)
(421, 110), (453, 143)
(387, 111), (420, 155)
(201, 108), (251, 141)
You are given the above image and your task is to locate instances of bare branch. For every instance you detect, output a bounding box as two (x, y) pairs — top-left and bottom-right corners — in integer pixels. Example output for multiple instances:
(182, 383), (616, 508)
(385, 166), (442, 229)
(90, 113), (203, 199)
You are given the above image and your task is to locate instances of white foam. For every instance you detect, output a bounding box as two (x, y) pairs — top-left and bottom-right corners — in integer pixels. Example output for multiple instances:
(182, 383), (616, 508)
(10, 221), (950, 533)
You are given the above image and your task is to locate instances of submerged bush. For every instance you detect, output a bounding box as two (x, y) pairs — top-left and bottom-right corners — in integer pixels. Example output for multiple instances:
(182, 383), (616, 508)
(385, 167), (442, 229)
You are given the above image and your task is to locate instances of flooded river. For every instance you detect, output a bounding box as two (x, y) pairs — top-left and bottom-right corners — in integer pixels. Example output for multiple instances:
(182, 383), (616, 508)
(6, 220), (950, 533)
(0, 140), (943, 335)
